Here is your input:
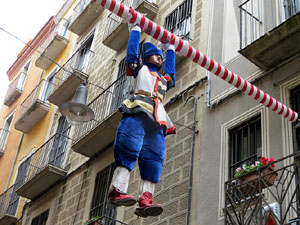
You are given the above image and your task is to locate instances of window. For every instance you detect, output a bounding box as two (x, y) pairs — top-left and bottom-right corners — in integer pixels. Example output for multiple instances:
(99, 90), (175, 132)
(291, 85), (300, 151)
(58, 17), (71, 38)
(229, 116), (262, 178)
(48, 116), (70, 167)
(76, 35), (93, 73)
(90, 164), (116, 225)
(163, 0), (192, 40)
(110, 58), (134, 113)
(0, 112), (14, 153)
(31, 210), (49, 225)
(6, 156), (31, 215)
(284, 0), (300, 19)
(41, 68), (57, 102)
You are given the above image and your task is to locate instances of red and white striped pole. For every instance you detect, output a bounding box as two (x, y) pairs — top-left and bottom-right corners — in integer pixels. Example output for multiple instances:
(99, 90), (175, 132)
(94, 0), (298, 122)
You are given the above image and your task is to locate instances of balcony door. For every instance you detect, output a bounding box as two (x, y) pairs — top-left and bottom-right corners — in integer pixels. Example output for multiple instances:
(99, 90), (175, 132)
(0, 112), (13, 152)
(41, 68), (57, 102)
(48, 116), (70, 167)
(6, 157), (31, 215)
(76, 35), (93, 73)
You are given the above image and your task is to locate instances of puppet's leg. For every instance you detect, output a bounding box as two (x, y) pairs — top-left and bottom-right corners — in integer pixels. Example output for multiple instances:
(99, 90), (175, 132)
(108, 167), (137, 206)
(108, 115), (145, 206)
(134, 126), (165, 217)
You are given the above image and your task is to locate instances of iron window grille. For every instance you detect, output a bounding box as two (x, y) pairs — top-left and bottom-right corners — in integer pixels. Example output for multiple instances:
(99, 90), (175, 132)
(31, 210), (49, 225)
(229, 116), (262, 179)
(90, 163), (117, 225)
(163, 0), (192, 40)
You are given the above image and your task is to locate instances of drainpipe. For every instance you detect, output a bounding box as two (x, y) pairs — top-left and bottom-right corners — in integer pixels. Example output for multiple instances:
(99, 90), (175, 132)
(184, 95), (198, 225)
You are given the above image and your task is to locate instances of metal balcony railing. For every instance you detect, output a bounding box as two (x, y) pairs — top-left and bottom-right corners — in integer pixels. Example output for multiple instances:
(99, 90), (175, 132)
(72, 74), (131, 143)
(17, 79), (50, 120)
(103, 0), (146, 40)
(0, 128), (9, 153)
(73, 0), (92, 19)
(48, 47), (93, 97)
(86, 215), (128, 225)
(239, 0), (300, 49)
(224, 152), (300, 225)
(23, 132), (71, 184)
(4, 72), (27, 104)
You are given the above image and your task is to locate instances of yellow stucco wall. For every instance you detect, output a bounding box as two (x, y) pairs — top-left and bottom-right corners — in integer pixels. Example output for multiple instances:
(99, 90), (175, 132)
(7, 4), (77, 219)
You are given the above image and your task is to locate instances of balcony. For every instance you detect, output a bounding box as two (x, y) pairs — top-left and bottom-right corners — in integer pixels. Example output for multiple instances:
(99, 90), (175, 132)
(15, 80), (51, 133)
(0, 185), (18, 225)
(225, 152), (300, 224)
(0, 129), (9, 157)
(47, 48), (93, 107)
(35, 30), (69, 70)
(4, 72), (27, 107)
(16, 132), (71, 199)
(71, 75), (133, 157)
(69, 0), (104, 35)
(102, 0), (158, 51)
(238, 0), (300, 70)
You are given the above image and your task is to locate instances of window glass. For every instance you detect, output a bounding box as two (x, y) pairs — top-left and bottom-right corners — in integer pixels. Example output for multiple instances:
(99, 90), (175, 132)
(229, 116), (262, 178)
(31, 210), (49, 225)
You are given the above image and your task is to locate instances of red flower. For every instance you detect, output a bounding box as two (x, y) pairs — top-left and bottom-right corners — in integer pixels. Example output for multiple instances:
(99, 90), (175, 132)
(260, 156), (268, 165)
(268, 157), (275, 168)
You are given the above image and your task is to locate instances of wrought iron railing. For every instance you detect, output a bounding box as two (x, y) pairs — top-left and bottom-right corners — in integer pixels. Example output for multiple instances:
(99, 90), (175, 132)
(72, 0), (92, 19)
(0, 128), (9, 153)
(88, 201), (120, 225)
(48, 47), (93, 98)
(4, 72), (27, 104)
(23, 132), (71, 184)
(86, 215), (128, 225)
(239, 0), (300, 49)
(224, 152), (300, 224)
(72, 74), (131, 143)
(103, 0), (150, 40)
(17, 79), (50, 120)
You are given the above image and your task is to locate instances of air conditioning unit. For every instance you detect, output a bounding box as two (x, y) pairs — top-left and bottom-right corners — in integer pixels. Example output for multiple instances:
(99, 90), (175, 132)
(264, 202), (280, 224)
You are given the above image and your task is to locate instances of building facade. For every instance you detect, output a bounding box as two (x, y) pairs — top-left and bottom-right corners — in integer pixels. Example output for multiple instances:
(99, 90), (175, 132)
(0, 0), (299, 225)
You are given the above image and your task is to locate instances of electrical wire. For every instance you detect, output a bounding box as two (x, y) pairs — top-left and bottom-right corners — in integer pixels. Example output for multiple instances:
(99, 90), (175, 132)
(0, 26), (192, 130)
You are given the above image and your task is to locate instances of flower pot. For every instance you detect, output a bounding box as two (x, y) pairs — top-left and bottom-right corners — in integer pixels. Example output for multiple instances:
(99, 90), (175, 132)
(238, 167), (277, 195)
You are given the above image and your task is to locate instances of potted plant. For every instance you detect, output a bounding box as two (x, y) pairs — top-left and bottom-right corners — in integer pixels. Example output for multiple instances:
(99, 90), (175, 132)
(84, 216), (101, 225)
(234, 157), (277, 195)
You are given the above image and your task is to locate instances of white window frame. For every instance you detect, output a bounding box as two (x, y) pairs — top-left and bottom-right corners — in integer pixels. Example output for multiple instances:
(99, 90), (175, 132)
(217, 104), (269, 219)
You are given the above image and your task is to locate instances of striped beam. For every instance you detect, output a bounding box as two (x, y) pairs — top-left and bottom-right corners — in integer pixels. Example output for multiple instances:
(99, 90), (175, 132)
(93, 0), (298, 122)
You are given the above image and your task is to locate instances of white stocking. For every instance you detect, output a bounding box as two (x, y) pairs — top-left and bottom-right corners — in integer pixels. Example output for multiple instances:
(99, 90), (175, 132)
(139, 180), (155, 198)
(110, 167), (130, 193)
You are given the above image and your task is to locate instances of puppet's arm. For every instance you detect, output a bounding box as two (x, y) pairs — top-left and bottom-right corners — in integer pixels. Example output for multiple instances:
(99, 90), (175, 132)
(163, 45), (176, 90)
(126, 25), (141, 77)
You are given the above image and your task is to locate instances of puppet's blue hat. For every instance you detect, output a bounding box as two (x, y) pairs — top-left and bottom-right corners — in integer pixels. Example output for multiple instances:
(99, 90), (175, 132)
(142, 42), (163, 66)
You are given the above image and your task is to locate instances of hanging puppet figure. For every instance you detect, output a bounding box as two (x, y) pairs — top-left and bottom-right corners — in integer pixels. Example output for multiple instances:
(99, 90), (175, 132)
(108, 19), (176, 218)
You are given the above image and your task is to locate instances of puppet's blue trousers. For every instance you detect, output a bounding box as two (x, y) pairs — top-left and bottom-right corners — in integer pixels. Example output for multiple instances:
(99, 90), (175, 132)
(113, 113), (165, 183)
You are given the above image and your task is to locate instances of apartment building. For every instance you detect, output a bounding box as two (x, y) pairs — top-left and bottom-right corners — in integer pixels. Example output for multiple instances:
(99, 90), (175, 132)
(0, 0), (299, 225)
(198, 0), (300, 224)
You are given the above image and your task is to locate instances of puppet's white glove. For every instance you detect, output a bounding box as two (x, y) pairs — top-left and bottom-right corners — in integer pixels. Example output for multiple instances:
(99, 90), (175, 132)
(128, 24), (141, 32)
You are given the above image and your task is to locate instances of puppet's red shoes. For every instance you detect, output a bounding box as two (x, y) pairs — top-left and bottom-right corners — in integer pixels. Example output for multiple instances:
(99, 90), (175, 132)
(134, 192), (163, 217)
(108, 189), (137, 206)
